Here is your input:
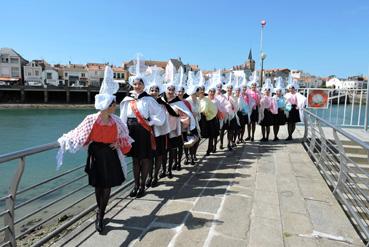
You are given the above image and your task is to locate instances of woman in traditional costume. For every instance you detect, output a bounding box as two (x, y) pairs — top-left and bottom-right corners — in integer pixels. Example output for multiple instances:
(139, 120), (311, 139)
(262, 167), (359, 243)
(120, 55), (166, 198)
(145, 66), (172, 187)
(272, 77), (287, 141)
(246, 73), (261, 142)
(161, 82), (196, 178)
(56, 66), (134, 233)
(284, 77), (307, 140)
(258, 79), (277, 142)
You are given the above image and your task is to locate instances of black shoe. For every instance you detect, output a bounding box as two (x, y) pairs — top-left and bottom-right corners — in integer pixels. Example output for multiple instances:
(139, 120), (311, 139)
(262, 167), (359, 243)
(228, 146), (233, 151)
(273, 137), (279, 141)
(191, 159), (195, 166)
(146, 177), (152, 188)
(206, 150), (211, 156)
(245, 137), (251, 141)
(232, 143), (237, 147)
(237, 140), (241, 144)
(95, 212), (104, 234)
(136, 188), (145, 198)
(159, 172), (166, 178)
(220, 145), (224, 149)
(176, 163), (181, 171)
(251, 137), (254, 142)
(151, 178), (159, 187)
(286, 136), (293, 141)
(260, 138), (265, 142)
(194, 156), (198, 161)
(168, 172), (173, 179)
(129, 187), (138, 197)
(184, 158), (190, 165)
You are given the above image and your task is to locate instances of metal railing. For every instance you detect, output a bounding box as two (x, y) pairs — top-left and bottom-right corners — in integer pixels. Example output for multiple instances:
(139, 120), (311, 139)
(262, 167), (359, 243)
(300, 88), (368, 130)
(0, 142), (134, 247)
(303, 109), (369, 243)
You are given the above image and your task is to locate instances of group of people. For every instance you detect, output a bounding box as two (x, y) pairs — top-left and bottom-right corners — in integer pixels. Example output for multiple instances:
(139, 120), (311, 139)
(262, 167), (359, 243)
(56, 59), (306, 233)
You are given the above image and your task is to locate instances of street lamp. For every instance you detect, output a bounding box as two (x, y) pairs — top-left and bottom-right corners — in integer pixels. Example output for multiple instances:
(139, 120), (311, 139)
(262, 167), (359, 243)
(260, 52), (267, 86)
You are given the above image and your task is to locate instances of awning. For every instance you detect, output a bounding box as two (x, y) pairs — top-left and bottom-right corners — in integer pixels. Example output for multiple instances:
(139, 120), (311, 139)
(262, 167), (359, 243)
(0, 77), (20, 81)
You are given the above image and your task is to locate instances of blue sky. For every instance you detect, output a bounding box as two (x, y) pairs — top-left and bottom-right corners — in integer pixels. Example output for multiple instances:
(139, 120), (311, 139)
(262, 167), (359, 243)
(1, 0), (368, 77)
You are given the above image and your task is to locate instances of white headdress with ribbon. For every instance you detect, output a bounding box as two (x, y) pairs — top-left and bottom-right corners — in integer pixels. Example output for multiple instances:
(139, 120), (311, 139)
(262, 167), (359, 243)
(248, 71), (259, 88)
(262, 78), (274, 92)
(286, 73), (300, 90)
(146, 65), (165, 94)
(187, 70), (200, 95)
(128, 53), (148, 86)
(274, 77), (285, 94)
(94, 66), (119, 110)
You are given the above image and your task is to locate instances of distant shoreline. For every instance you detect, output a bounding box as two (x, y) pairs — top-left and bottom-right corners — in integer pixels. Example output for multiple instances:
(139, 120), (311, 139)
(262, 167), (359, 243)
(0, 104), (95, 109)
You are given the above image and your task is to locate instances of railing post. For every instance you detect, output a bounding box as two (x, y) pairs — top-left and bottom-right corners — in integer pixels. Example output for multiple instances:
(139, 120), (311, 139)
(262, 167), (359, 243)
(303, 110), (309, 142)
(4, 157), (25, 246)
(332, 130), (347, 194)
(317, 122), (327, 163)
(309, 117), (317, 153)
(364, 76), (369, 131)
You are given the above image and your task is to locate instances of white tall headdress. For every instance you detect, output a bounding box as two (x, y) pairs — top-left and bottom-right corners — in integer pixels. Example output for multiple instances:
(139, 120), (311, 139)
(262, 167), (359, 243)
(187, 70), (200, 95)
(274, 77), (285, 94)
(146, 66), (165, 94)
(224, 71), (234, 90)
(248, 71), (259, 88)
(262, 78), (274, 92)
(94, 66), (119, 110)
(128, 53), (148, 86)
(175, 66), (187, 92)
(286, 73), (300, 90)
(233, 70), (245, 90)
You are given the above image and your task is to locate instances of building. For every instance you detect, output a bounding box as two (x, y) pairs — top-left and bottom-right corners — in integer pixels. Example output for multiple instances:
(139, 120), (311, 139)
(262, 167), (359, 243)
(42, 66), (60, 86)
(165, 58), (184, 82)
(112, 66), (126, 84)
(23, 60), (48, 86)
(0, 48), (28, 85)
(232, 49), (255, 78)
(62, 63), (88, 87)
(86, 63), (106, 87)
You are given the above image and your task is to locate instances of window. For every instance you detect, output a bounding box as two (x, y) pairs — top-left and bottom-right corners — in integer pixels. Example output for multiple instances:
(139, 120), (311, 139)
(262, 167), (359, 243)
(114, 73), (116, 78)
(81, 73), (85, 78)
(11, 67), (20, 77)
(117, 73), (121, 79)
(47, 73), (52, 79)
(28, 72), (31, 76)
(65, 72), (68, 77)
(10, 58), (19, 64)
(35, 70), (39, 76)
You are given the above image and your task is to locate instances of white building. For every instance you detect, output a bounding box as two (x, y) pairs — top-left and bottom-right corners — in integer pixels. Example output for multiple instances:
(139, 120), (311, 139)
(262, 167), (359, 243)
(42, 67), (60, 86)
(165, 58), (184, 83)
(86, 63), (105, 87)
(0, 48), (28, 84)
(63, 64), (88, 87)
(23, 60), (44, 85)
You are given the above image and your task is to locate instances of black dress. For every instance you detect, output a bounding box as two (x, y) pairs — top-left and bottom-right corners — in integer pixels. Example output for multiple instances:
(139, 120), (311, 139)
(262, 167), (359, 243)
(259, 109), (273, 126)
(287, 105), (301, 123)
(85, 142), (125, 188)
(250, 107), (259, 123)
(273, 108), (287, 125)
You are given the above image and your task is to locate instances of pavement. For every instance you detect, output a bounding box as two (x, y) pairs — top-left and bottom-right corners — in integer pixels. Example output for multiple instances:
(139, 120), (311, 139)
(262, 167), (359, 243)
(54, 126), (364, 247)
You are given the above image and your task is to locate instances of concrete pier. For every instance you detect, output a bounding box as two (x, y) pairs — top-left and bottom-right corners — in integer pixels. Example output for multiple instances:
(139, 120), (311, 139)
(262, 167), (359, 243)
(54, 127), (363, 247)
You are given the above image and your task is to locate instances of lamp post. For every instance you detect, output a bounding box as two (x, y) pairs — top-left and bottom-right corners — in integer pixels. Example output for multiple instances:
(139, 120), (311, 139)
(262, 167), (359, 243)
(260, 52), (267, 86)
(259, 19), (267, 87)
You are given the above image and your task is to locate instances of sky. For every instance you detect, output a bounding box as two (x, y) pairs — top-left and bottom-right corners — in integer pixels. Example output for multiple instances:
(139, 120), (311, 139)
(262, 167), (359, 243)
(1, 0), (368, 78)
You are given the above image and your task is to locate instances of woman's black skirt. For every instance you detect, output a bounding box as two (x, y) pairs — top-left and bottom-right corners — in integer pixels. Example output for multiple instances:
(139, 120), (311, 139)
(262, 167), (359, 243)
(237, 111), (249, 126)
(287, 105), (301, 123)
(206, 116), (220, 138)
(85, 142), (125, 188)
(273, 108), (287, 126)
(250, 108), (259, 123)
(154, 134), (167, 156)
(169, 135), (183, 149)
(259, 109), (273, 126)
(127, 118), (153, 159)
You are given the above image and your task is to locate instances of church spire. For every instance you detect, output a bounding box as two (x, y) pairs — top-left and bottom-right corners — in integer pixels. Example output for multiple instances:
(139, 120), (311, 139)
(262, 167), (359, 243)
(248, 49), (253, 60)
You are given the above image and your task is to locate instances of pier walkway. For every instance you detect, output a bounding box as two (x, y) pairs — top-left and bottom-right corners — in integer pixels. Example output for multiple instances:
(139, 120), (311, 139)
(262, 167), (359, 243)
(54, 127), (363, 247)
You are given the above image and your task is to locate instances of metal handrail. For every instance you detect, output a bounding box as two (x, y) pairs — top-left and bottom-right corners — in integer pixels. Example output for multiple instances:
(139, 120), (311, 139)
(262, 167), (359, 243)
(0, 140), (134, 247)
(16, 164), (84, 195)
(303, 108), (369, 243)
(0, 142), (59, 164)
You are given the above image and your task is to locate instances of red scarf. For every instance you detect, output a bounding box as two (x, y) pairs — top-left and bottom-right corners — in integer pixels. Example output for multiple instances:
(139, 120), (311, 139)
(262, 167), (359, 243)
(130, 100), (156, 150)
